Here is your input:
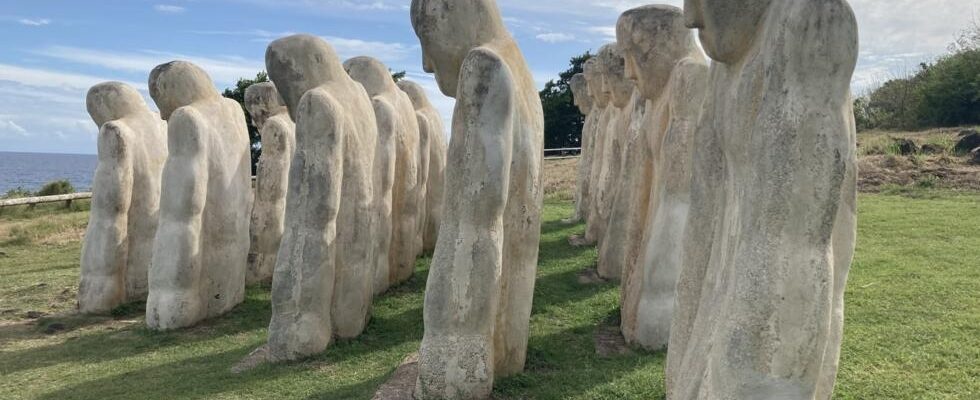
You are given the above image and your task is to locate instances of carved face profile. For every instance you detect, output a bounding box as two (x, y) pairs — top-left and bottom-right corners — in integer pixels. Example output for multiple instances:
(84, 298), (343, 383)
(148, 61), (219, 120)
(618, 5), (693, 101)
(87, 82), (148, 127)
(265, 34), (344, 119)
(583, 59), (609, 108)
(397, 80), (429, 111)
(344, 56), (394, 98)
(597, 44), (634, 108)
(569, 74), (592, 114)
(684, 0), (772, 63)
(244, 82), (287, 128)
(410, 0), (507, 97)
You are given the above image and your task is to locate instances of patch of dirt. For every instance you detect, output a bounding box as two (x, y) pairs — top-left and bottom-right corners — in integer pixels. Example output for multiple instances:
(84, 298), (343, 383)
(594, 325), (631, 358)
(231, 345), (271, 374)
(38, 225), (86, 246)
(858, 155), (980, 192)
(577, 269), (606, 285)
(371, 353), (419, 400)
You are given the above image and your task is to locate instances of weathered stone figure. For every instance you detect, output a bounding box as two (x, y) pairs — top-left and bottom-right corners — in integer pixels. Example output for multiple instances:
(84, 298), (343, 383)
(146, 61), (252, 330)
(569, 73), (592, 223)
(579, 49), (623, 248)
(245, 82), (295, 285)
(666, 0), (858, 398)
(411, 0), (544, 397)
(614, 5), (708, 350)
(265, 35), (378, 361)
(79, 82), (168, 314)
(594, 44), (640, 280)
(569, 59), (607, 246)
(398, 80), (448, 254)
(343, 56), (416, 296)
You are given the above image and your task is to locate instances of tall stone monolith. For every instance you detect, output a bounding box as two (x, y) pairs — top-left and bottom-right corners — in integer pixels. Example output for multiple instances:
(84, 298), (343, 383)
(613, 5), (708, 351)
(264, 35), (378, 361)
(146, 61), (252, 330)
(344, 56), (419, 296)
(593, 44), (640, 280)
(398, 80), (448, 254)
(79, 82), (168, 314)
(666, 1), (858, 398)
(245, 82), (295, 285)
(569, 73), (593, 223)
(410, 0), (544, 397)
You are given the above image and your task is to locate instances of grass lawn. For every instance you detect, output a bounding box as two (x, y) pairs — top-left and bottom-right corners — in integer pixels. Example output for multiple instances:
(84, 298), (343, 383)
(0, 190), (978, 399)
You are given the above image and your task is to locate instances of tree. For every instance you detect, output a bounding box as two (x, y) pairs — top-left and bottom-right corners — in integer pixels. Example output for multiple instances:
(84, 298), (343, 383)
(391, 70), (407, 83)
(540, 51), (593, 154)
(222, 72), (269, 174)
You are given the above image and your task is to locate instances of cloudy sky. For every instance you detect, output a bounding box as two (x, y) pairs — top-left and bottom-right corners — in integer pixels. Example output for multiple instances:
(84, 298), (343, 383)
(0, 0), (976, 154)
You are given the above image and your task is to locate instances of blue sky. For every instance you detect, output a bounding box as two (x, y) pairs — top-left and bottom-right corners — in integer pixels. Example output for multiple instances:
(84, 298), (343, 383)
(0, 0), (976, 154)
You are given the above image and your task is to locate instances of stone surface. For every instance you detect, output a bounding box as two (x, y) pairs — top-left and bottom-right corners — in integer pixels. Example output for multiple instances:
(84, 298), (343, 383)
(244, 82), (295, 285)
(582, 48), (622, 247)
(345, 60), (423, 290)
(411, 0), (544, 397)
(613, 5), (709, 351)
(955, 129), (980, 153)
(146, 61), (252, 330)
(594, 44), (641, 281)
(569, 59), (608, 247)
(569, 73), (592, 223)
(398, 80), (448, 255)
(264, 35), (378, 361)
(666, 1), (859, 399)
(372, 353), (420, 400)
(344, 56), (418, 296)
(79, 82), (168, 314)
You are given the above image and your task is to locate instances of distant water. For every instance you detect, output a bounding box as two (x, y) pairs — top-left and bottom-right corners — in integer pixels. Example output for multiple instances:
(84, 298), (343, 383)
(0, 152), (98, 194)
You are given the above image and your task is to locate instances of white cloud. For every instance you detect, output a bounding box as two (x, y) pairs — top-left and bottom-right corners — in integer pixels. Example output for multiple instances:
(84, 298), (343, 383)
(322, 36), (416, 62)
(154, 5), (187, 13)
(536, 32), (576, 43)
(18, 18), (51, 27)
(586, 26), (617, 42)
(32, 46), (262, 86)
(0, 119), (28, 136)
(0, 63), (143, 90)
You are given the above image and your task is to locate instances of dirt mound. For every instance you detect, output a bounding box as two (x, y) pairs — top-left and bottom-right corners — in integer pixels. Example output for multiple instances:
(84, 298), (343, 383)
(858, 154), (980, 192)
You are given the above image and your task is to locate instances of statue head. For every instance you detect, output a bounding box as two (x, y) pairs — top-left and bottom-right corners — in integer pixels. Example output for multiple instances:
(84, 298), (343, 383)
(684, 0), (772, 63)
(344, 56), (396, 98)
(569, 73), (592, 114)
(245, 82), (288, 128)
(618, 5), (700, 101)
(397, 80), (431, 111)
(597, 44), (634, 109)
(87, 82), (149, 127)
(410, 0), (508, 97)
(148, 61), (220, 121)
(583, 59), (609, 108)
(266, 34), (346, 120)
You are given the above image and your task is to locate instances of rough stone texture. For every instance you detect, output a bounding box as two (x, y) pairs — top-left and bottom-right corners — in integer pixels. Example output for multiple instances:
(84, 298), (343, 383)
(264, 35), (378, 361)
(613, 5), (709, 351)
(344, 56), (418, 296)
(666, 1), (859, 399)
(581, 49), (622, 247)
(146, 61), (252, 330)
(399, 80), (448, 255)
(411, 0), (544, 398)
(244, 82), (295, 285)
(372, 353), (420, 400)
(569, 59), (607, 247)
(593, 44), (640, 281)
(569, 73), (592, 223)
(79, 82), (168, 314)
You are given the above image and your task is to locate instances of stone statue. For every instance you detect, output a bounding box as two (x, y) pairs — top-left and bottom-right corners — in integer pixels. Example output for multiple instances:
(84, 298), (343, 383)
(410, 0), (544, 397)
(577, 49), (620, 248)
(593, 44), (640, 280)
(343, 56), (418, 296)
(569, 73), (592, 223)
(245, 82), (295, 285)
(569, 59), (607, 246)
(146, 61), (252, 330)
(666, 1), (858, 398)
(398, 80), (447, 254)
(613, 5), (708, 351)
(79, 82), (168, 314)
(264, 35), (378, 361)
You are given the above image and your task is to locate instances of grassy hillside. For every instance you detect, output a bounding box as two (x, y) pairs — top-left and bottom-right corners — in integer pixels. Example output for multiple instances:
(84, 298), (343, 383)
(0, 162), (978, 399)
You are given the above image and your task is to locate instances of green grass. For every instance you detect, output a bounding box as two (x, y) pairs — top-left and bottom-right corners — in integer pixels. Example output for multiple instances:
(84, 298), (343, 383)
(1, 194), (978, 399)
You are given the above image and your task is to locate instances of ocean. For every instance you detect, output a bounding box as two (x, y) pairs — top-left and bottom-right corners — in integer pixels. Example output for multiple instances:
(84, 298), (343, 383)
(0, 152), (98, 195)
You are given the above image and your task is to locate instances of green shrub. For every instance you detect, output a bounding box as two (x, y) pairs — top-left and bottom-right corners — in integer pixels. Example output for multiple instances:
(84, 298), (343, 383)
(35, 180), (75, 197)
(2, 187), (33, 199)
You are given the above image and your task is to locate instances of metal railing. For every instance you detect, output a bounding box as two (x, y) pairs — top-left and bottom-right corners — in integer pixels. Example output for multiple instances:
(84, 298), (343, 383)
(544, 147), (581, 160)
